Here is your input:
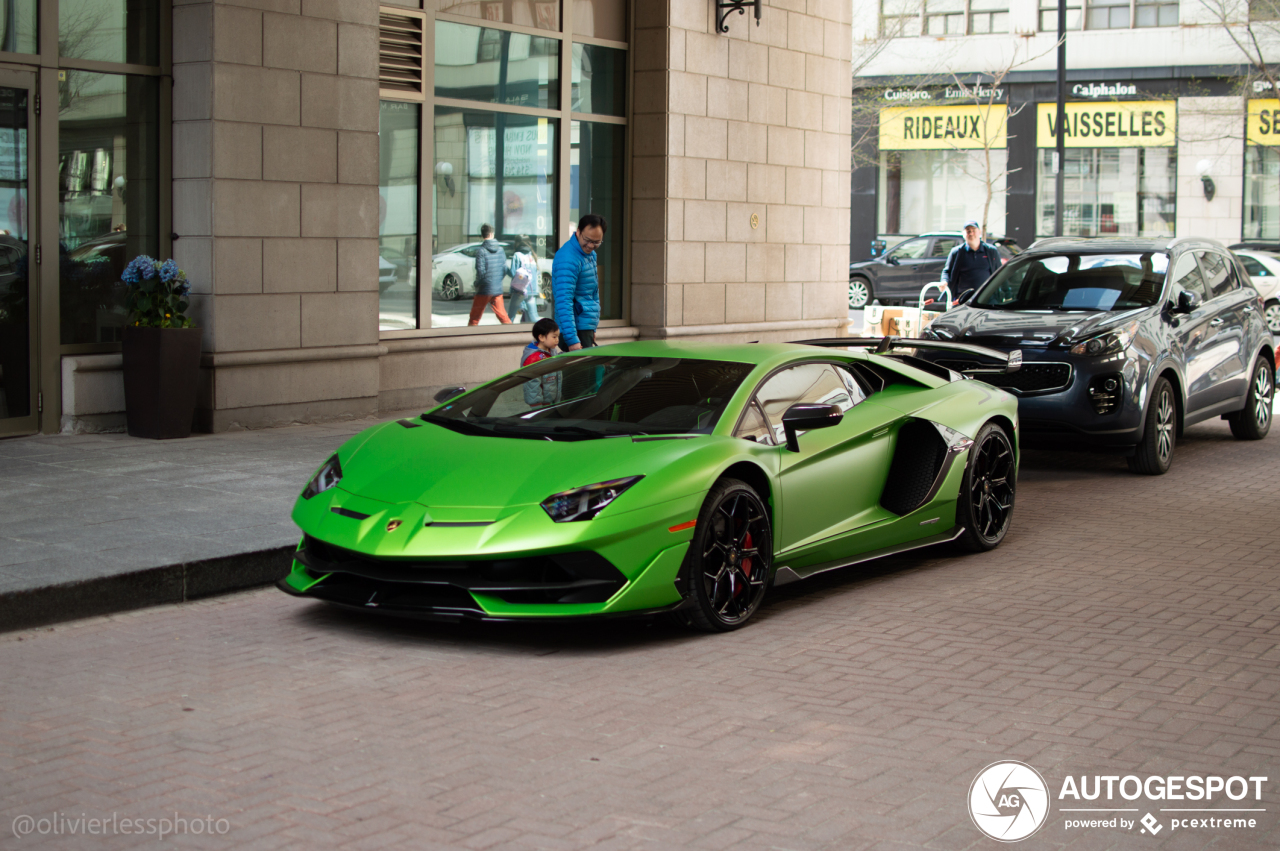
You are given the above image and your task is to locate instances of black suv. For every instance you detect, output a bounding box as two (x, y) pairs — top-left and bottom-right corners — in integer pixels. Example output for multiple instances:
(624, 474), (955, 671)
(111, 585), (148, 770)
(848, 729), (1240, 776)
(848, 233), (1019, 308)
(921, 237), (1275, 474)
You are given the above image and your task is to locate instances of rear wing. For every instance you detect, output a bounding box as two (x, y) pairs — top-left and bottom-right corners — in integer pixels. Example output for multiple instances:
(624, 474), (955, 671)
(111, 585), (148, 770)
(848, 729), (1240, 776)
(793, 336), (1022, 376)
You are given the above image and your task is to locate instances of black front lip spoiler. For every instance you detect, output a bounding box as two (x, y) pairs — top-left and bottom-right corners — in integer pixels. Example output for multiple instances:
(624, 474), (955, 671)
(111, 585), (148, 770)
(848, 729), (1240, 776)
(276, 577), (694, 624)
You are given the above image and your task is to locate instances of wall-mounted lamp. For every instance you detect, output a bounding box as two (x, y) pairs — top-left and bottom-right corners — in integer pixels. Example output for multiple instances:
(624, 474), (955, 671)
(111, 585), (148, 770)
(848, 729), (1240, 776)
(1196, 158), (1216, 202)
(716, 0), (761, 34)
(435, 161), (455, 197)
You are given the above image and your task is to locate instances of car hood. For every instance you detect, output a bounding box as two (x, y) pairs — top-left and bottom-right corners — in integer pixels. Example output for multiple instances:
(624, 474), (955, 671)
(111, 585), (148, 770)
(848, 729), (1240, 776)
(929, 305), (1148, 348)
(850, 257), (888, 271)
(335, 420), (711, 517)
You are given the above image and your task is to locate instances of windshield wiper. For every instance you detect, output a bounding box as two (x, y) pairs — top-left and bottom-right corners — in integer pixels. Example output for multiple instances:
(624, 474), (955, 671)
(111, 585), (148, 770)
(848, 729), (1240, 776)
(420, 414), (500, 437)
(549, 425), (643, 439)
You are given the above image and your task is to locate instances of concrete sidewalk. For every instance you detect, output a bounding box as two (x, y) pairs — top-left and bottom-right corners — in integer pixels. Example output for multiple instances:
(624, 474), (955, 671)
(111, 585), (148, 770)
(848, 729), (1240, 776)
(0, 411), (417, 632)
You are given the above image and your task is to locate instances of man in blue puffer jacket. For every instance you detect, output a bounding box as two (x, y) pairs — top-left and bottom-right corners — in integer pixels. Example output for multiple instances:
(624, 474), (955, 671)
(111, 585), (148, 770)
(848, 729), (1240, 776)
(552, 214), (606, 350)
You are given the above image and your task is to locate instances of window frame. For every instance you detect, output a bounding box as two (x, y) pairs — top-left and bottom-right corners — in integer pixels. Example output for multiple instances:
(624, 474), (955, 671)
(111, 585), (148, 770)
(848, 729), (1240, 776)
(378, 2), (631, 339)
(1037, 0), (1178, 31)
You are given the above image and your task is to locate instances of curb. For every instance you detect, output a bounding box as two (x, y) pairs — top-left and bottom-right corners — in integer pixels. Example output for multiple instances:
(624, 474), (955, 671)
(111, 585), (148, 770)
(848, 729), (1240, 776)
(0, 547), (296, 634)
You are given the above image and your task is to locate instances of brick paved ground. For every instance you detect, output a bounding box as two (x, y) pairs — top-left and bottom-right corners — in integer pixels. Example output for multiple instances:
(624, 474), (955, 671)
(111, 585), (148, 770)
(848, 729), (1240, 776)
(2, 417), (1277, 850)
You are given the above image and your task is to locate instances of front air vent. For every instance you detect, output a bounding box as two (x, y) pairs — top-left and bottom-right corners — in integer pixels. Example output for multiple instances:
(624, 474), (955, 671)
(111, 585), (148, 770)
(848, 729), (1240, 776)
(379, 9), (425, 100)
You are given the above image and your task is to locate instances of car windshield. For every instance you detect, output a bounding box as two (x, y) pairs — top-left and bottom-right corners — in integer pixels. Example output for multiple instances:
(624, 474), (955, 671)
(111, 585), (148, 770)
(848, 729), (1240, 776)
(972, 252), (1168, 311)
(427, 356), (755, 440)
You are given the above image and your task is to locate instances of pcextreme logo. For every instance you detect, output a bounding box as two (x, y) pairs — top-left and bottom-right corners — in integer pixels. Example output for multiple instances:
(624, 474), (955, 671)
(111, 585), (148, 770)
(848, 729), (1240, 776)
(968, 763), (1269, 842)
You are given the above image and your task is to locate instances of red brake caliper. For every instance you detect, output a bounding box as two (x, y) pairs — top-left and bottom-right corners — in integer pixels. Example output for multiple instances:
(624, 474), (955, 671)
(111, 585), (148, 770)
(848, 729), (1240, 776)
(741, 532), (753, 580)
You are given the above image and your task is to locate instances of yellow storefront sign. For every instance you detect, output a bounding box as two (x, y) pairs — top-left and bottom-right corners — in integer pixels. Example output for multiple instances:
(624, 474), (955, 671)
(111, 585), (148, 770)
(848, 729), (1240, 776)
(1247, 100), (1280, 146)
(1036, 101), (1176, 147)
(879, 104), (1007, 151)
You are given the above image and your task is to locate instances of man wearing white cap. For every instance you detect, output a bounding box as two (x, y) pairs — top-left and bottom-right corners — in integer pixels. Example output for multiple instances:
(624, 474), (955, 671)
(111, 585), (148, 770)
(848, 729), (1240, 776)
(940, 220), (1002, 296)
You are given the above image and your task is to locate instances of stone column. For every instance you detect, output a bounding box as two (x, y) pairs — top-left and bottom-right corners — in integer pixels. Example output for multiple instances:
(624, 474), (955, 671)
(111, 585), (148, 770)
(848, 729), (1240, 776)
(631, 0), (852, 343)
(172, 0), (383, 431)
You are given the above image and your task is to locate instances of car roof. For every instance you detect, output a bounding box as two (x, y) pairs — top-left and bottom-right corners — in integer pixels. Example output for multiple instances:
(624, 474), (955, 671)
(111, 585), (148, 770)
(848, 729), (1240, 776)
(1023, 236), (1228, 254)
(560, 339), (870, 372)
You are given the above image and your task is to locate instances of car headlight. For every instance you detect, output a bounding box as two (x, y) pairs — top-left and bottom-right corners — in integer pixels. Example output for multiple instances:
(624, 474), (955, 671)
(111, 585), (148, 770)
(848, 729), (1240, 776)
(541, 476), (643, 522)
(1069, 322), (1137, 356)
(302, 454), (343, 500)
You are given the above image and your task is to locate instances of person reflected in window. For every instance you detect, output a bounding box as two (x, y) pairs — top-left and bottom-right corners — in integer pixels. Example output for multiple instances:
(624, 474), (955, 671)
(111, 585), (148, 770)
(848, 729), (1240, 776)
(468, 223), (511, 325)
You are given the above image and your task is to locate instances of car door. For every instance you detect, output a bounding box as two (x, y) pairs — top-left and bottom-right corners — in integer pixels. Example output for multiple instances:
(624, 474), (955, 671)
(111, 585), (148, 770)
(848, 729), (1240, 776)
(735, 362), (900, 555)
(1166, 252), (1216, 414)
(1194, 250), (1251, 407)
(876, 237), (934, 302)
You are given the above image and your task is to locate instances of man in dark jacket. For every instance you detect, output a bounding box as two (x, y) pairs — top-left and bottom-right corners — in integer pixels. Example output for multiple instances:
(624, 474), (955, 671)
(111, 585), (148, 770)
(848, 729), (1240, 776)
(468, 223), (511, 325)
(940, 220), (1002, 297)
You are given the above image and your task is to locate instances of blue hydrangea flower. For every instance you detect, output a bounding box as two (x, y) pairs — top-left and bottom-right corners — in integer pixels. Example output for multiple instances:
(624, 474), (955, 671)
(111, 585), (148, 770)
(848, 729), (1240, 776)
(160, 259), (179, 283)
(121, 260), (140, 284)
(139, 258), (157, 280)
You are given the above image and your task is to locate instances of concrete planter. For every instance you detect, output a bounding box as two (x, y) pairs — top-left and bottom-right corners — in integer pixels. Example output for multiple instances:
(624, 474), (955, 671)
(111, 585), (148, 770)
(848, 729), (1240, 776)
(122, 326), (201, 439)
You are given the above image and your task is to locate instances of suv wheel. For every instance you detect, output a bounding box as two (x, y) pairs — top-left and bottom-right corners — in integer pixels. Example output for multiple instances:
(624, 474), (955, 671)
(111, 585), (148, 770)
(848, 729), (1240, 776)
(1128, 377), (1176, 475)
(1227, 357), (1273, 440)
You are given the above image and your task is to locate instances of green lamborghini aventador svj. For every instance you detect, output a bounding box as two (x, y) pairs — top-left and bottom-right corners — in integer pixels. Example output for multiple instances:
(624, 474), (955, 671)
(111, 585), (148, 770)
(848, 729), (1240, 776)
(278, 338), (1022, 631)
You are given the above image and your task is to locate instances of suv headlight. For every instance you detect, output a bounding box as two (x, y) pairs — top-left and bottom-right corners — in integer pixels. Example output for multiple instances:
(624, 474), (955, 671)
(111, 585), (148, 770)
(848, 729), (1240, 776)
(1069, 322), (1137, 356)
(302, 454), (343, 500)
(541, 476), (642, 522)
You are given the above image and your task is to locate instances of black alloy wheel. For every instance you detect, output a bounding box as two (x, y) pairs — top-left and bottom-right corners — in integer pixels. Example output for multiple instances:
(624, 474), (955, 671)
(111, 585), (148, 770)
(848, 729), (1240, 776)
(1128, 376), (1176, 475)
(442, 273), (463, 301)
(954, 422), (1016, 552)
(849, 276), (872, 309)
(1228, 357), (1274, 440)
(539, 272), (553, 300)
(682, 479), (773, 632)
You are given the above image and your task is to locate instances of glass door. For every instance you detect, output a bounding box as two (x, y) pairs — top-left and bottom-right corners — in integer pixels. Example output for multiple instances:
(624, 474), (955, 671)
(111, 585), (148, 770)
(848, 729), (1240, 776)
(0, 70), (36, 437)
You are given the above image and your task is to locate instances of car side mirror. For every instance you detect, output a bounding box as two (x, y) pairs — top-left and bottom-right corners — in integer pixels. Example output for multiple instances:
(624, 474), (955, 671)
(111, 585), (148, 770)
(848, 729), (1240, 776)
(781, 403), (843, 452)
(957, 288), (975, 304)
(1175, 290), (1201, 314)
(884, 254), (899, 265)
(433, 386), (466, 403)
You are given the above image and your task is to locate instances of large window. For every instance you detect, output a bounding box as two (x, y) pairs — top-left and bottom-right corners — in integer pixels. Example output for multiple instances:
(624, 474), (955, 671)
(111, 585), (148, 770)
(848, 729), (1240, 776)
(58, 72), (160, 345)
(877, 150), (1008, 235)
(379, 101), (421, 332)
(0, 0), (37, 54)
(380, 2), (627, 333)
(1039, 0), (1175, 29)
(1244, 145), (1280, 240)
(431, 108), (556, 327)
(888, 0), (1008, 34)
(1036, 148), (1175, 239)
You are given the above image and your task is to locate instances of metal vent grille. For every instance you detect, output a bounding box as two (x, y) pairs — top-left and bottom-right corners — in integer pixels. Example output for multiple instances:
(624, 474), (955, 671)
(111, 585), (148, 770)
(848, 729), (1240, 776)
(380, 9), (425, 100)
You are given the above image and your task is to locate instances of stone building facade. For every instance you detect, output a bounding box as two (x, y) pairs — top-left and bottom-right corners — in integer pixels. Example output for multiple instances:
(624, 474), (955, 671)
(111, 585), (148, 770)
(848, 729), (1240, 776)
(16, 0), (853, 438)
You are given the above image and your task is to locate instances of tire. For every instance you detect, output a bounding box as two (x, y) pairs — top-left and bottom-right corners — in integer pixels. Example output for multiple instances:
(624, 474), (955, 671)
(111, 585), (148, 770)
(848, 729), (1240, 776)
(954, 422), (1016, 553)
(1227, 357), (1274, 440)
(1264, 300), (1280, 334)
(849, 276), (872, 309)
(442, 273), (462, 301)
(1128, 376), (1176, 475)
(680, 479), (773, 633)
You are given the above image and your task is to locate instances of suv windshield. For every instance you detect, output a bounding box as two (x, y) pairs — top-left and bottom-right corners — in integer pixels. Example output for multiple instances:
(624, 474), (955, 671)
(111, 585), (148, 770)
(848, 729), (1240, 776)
(973, 252), (1169, 311)
(427, 356), (755, 440)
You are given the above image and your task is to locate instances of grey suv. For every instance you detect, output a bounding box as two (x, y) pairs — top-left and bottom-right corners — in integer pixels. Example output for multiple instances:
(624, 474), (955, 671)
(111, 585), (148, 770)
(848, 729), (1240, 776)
(921, 237), (1275, 474)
